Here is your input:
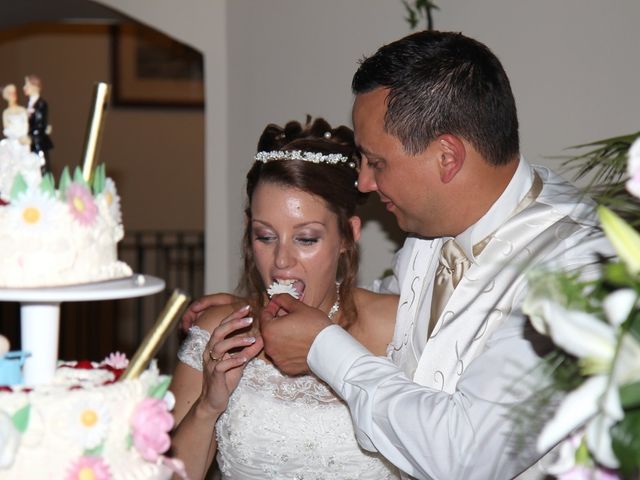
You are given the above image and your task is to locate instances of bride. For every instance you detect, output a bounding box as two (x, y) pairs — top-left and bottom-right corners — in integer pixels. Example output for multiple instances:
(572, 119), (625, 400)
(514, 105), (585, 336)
(0, 83), (43, 201)
(170, 118), (400, 479)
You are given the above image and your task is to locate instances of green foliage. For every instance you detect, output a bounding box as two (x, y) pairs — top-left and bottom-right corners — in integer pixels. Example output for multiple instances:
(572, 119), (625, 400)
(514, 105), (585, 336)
(401, 0), (439, 30)
(84, 443), (104, 456)
(611, 408), (640, 479)
(559, 132), (640, 227)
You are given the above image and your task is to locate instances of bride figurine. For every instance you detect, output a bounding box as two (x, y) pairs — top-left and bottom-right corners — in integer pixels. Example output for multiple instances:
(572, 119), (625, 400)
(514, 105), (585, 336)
(0, 83), (44, 202)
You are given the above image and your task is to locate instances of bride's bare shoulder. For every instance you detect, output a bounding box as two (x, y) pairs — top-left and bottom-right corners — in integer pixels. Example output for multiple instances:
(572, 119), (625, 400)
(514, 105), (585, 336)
(353, 288), (398, 324)
(193, 299), (250, 333)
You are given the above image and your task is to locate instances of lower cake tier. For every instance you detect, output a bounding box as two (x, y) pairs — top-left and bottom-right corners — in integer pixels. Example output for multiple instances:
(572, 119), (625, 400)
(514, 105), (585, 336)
(0, 361), (175, 479)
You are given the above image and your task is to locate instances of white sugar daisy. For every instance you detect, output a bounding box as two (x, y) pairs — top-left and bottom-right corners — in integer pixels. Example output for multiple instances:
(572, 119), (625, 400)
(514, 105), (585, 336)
(67, 399), (111, 450)
(8, 188), (62, 234)
(97, 178), (122, 224)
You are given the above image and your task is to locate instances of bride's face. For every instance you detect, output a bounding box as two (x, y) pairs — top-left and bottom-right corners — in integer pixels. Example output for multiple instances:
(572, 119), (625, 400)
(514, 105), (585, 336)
(251, 181), (343, 312)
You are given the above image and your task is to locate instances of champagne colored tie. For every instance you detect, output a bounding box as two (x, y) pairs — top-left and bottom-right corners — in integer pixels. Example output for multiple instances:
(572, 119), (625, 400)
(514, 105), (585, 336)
(428, 239), (470, 337)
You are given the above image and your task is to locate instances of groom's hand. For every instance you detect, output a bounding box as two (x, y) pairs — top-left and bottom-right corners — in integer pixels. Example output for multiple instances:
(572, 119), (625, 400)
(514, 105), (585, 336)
(181, 293), (242, 331)
(260, 294), (332, 376)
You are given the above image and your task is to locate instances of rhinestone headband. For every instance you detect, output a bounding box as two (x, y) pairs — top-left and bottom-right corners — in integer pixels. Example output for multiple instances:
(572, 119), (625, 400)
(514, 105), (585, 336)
(255, 150), (354, 167)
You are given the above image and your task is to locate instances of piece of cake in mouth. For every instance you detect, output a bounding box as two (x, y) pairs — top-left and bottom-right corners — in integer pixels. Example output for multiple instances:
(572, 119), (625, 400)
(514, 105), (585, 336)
(0, 164), (132, 288)
(266, 279), (304, 299)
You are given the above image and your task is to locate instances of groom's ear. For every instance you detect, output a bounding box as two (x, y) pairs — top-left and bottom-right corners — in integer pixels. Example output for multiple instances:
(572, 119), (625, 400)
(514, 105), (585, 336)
(437, 134), (465, 184)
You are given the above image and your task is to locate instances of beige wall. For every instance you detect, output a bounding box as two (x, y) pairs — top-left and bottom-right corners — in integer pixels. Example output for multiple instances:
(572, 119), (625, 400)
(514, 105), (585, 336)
(0, 23), (205, 231)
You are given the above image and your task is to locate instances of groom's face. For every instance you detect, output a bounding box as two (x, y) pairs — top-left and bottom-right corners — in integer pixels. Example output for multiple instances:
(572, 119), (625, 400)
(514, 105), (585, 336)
(353, 88), (446, 237)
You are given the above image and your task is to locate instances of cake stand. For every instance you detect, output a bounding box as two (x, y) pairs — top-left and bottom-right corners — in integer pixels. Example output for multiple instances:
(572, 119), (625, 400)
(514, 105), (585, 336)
(0, 274), (165, 386)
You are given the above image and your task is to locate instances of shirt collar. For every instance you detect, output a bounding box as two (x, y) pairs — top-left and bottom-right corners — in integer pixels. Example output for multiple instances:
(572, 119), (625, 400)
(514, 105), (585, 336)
(455, 156), (533, 262)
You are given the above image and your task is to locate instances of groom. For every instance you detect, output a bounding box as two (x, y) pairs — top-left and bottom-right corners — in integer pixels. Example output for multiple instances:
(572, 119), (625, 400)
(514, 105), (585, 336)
(188, 31), (612, 479)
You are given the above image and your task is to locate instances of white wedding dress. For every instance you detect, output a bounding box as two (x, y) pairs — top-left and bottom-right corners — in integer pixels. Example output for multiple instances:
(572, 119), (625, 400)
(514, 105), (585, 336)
(178, 326), (400, 479)
(0, 108), (43, 201)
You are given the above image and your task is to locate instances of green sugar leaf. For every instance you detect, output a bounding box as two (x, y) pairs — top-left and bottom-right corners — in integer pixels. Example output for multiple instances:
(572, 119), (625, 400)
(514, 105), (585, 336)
(92, 164), (106, 195)
(84, 443), (104, 456)
(73, 166), (88, 187)
(9, 173), (28, 201)
(39, 172), (56, 197)
(58, 166), (71, 197)
(148, 376), (171, 399)
(12, 404), (31, 433)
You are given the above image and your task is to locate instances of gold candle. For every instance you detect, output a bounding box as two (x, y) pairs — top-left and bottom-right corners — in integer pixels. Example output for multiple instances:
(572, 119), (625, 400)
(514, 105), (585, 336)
(81, 82), (111, 182)
(121, 289), (190, 380)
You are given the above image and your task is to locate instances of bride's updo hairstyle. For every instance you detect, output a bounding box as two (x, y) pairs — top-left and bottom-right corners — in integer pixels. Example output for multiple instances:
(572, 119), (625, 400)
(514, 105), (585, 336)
(240, 117), (367, 329)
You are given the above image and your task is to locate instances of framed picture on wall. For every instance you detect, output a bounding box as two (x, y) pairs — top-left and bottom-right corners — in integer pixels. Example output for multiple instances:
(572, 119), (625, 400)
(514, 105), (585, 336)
(111, 23), (204, 108)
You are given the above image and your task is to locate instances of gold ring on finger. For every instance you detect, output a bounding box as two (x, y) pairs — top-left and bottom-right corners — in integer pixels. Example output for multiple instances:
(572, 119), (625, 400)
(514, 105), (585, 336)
(209, 350), (220, 362)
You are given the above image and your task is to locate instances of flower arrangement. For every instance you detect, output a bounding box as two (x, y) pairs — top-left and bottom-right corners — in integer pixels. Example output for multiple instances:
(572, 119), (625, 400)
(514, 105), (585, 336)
(523, 135), (640, 479)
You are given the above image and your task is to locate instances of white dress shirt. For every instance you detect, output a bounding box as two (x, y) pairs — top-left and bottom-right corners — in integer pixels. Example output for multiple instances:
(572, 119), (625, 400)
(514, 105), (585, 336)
(308, 159), (613, 480)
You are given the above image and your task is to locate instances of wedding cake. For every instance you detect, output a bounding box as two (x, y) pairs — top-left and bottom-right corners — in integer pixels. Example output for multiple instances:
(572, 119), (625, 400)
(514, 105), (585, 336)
(0, 354), (178, 479)
(0, 164), (132, 288)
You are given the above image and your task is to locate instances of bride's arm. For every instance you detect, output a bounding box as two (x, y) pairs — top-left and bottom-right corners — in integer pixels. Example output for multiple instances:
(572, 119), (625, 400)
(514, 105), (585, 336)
(170, 304), (262, 480)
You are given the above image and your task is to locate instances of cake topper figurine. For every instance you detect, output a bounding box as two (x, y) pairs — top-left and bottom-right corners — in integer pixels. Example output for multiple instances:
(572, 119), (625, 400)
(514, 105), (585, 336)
(23, 74), (54, 174)
(81, 82), (111, 182)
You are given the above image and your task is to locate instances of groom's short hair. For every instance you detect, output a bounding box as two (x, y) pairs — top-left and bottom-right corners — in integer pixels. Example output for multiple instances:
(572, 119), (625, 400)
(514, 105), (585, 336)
(352, 31), (519, 167)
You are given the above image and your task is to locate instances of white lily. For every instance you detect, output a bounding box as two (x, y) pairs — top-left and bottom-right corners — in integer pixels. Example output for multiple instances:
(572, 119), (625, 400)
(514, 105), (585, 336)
(533, 289), (640, 468)
(625, 137), (640, 199)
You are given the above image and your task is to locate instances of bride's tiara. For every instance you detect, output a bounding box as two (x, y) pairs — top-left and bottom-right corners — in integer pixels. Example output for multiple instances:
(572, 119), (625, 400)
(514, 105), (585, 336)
(255, 150), (356, 168)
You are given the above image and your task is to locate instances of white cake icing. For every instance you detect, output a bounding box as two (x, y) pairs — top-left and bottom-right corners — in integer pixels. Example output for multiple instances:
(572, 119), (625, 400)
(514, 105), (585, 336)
(0, 166), (132, 288)
(0, 361), (174, 479)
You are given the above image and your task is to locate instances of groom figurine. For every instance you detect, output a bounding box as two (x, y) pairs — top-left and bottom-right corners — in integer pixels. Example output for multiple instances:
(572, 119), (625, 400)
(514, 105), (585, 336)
(24, 74), (54, 174)
(186, 31), (613, 479)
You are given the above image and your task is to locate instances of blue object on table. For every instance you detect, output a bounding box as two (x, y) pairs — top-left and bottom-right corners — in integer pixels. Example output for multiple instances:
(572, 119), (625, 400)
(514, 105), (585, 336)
(0, 351), (30, 386)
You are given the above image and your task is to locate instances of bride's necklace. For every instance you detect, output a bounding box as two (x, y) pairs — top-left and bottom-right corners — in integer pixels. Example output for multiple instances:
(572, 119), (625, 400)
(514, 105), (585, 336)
(327, 282), (341, 320)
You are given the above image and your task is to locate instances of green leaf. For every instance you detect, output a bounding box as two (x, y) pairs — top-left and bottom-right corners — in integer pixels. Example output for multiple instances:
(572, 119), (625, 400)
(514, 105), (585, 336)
(58, 166), (72, 197)
(9, 173), (28, 201)
(92, 164), (106, 195)
(39, 172), (56, 197)
(604, 262), (634, 286)
(148, 376), (171, 399)
(126, 432), (132, 450)
(73, 166), (87, 187)
(620, 381), (640, 409)
(11, 404), (30, 433)
(84, 443), (104, 456)
(611, 409), (640, 478)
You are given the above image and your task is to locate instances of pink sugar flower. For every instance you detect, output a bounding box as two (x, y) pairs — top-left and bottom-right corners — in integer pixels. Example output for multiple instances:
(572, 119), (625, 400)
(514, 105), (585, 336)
(130, 398), (174, 462)
(67, 183), (98, 226)
(102, 352), (129, 370)
(66, 456), (111, 480)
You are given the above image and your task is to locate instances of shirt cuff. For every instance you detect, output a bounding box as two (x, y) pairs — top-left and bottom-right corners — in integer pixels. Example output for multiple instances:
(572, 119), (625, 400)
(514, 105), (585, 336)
(307, 324), (370, 394)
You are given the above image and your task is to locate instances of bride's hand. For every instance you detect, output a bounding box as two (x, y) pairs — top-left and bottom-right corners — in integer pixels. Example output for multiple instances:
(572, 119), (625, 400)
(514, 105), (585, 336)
(198, 305), (264, 416)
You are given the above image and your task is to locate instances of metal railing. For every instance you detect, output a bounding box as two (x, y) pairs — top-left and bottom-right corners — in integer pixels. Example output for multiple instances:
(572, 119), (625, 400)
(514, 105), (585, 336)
(0, 230), (205, 372)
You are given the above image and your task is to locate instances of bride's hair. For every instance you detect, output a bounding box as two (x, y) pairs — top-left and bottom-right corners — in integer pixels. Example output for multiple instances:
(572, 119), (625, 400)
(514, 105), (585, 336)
(239, 116), (367, 329)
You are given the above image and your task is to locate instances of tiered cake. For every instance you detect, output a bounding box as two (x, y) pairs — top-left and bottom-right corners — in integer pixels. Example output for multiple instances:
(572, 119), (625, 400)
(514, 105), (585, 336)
(0, 356), (177, 479)
(0, 164), (132, 287)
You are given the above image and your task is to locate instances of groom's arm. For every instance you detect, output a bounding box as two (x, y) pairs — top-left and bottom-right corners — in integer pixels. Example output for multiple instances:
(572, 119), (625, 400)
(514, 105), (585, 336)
(308, 309), (547, 480)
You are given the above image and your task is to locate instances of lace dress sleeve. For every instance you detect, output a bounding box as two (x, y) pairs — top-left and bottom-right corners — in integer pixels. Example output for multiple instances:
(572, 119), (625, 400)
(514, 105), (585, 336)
(177, 325), (211, 371)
